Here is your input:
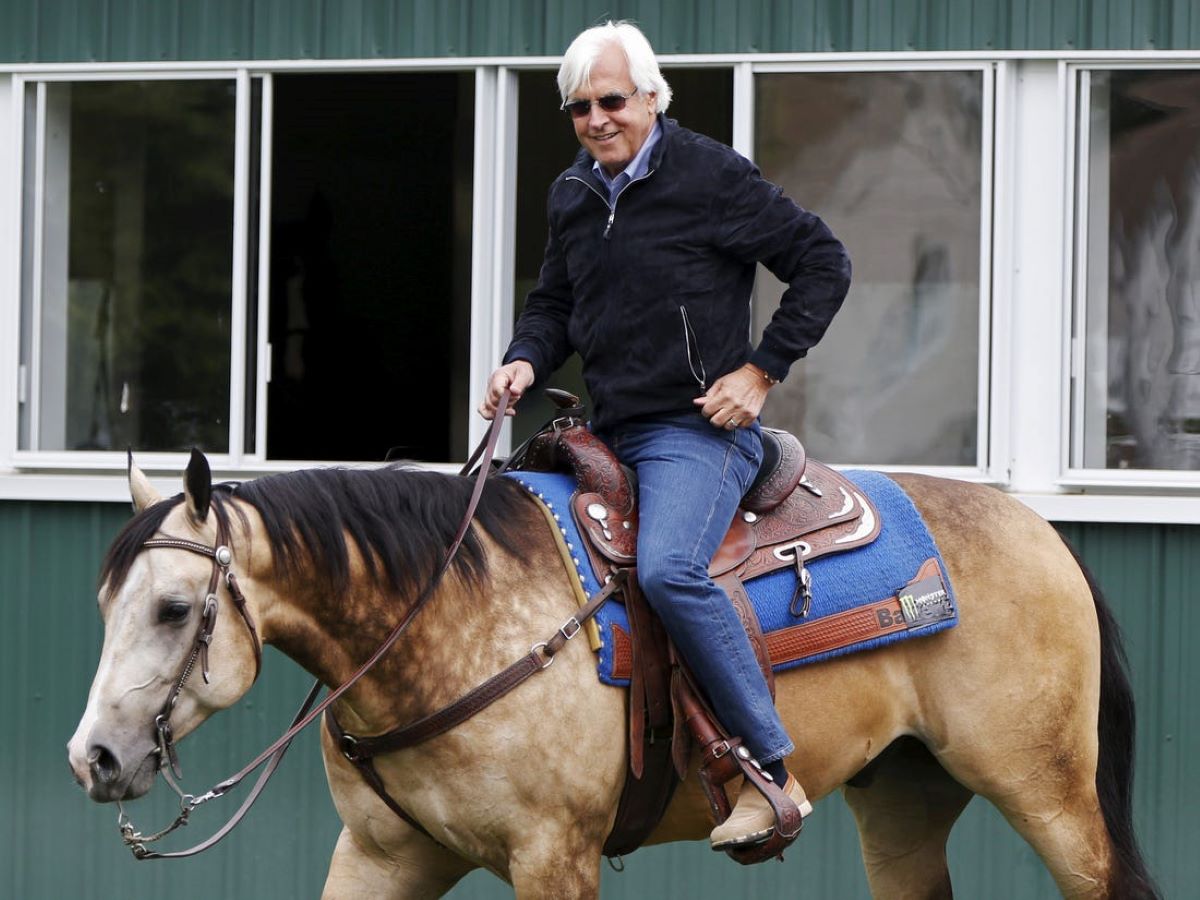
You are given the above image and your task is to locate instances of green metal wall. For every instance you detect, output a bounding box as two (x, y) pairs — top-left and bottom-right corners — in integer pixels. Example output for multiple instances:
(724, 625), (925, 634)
(2, 0), (1200, 63)
(1, 499), (1195, 898)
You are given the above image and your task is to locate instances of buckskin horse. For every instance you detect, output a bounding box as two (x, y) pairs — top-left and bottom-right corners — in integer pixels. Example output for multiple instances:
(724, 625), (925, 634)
(67, 443), (1157, 899)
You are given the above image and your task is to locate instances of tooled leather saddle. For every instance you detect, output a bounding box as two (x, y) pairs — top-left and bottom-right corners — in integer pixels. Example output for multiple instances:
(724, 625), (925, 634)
(514, 391), (882, 865)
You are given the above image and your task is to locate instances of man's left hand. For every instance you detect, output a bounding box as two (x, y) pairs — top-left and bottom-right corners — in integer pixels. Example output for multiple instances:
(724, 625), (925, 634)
(694, 365), (771, 430)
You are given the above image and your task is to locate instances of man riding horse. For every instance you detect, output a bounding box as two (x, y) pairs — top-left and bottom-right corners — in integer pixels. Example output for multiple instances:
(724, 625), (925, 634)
(481, 20), (852, 850)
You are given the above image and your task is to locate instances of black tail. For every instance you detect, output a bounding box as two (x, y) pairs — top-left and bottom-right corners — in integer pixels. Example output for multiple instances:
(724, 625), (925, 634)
(1064, 540), (1160, 899)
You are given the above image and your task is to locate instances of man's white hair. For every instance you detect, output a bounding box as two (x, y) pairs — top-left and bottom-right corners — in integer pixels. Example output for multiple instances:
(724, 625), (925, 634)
(558, 21), (672, 113)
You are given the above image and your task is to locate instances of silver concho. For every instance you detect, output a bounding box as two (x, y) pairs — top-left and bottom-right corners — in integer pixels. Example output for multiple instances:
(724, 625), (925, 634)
(586, 503), (608, 521)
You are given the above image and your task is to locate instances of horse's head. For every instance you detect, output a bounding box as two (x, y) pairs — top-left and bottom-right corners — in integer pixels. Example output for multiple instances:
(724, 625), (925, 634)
(67, 451), (260, 802)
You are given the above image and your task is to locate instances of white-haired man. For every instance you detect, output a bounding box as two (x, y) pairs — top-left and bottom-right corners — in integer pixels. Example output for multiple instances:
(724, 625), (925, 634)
(481, 20), (851, 850)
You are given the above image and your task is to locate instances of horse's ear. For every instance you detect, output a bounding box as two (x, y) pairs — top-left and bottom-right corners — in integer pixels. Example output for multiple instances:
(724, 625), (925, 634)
(184, 448), (212, 525)
(128, 450), (163, 513)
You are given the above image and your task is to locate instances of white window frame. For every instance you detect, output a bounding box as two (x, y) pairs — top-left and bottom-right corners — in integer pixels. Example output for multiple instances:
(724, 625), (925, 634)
(1062, 60), (1200, 490)
(0, 51), (1196, 525)
(7, 68), (248, 474)
(1, 62), (492, 478)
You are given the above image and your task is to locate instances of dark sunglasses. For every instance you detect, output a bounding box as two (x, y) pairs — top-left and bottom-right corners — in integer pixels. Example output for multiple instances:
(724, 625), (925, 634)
(561, 88), (639, 119)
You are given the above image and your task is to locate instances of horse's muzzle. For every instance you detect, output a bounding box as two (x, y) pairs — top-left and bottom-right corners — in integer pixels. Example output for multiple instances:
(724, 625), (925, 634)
(70, 733), (159, 802)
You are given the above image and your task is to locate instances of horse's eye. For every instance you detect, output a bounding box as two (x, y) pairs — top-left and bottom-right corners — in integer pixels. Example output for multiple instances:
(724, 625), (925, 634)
(158, 601), (191, 625)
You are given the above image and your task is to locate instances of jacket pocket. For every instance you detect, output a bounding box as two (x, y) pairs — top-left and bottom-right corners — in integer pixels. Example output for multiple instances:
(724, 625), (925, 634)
(679, 305), (707, 390)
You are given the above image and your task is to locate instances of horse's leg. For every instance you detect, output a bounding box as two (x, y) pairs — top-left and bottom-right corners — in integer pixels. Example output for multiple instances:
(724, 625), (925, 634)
(320, 728), (477, 900)
(508, 839), (603, 900)
(892, 475), (1125, 899)
(322, 823), (473, 900)
(842, 737), (973, 900)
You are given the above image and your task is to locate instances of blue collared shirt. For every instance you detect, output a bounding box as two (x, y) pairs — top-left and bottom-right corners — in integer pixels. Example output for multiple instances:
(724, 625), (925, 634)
(592, 120), (661, 207)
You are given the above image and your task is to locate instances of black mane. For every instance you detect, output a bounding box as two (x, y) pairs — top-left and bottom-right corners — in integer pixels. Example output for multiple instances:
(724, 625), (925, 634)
(100, 468), (536, 597)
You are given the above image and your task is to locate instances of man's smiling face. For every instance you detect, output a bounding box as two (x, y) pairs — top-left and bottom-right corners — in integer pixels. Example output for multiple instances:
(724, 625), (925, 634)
(568, 42), (658, 177)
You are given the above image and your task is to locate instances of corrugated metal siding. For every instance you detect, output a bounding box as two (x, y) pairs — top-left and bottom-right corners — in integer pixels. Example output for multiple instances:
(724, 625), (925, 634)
(0, 500), (342, 899)
(0, 500), (1194, 897)
(2, 0), (1200, 63)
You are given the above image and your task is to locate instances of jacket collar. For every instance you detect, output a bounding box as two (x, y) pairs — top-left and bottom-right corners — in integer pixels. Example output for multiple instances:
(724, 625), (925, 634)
(568, 113), (675, 183)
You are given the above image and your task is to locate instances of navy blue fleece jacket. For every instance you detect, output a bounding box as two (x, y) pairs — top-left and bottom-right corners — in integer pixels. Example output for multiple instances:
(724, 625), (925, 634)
(504, 116), (851, 432)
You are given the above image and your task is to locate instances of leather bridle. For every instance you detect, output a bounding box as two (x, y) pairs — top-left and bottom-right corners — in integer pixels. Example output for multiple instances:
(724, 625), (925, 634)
(143, 522), (263, 781)
(115, 392), (513, 859)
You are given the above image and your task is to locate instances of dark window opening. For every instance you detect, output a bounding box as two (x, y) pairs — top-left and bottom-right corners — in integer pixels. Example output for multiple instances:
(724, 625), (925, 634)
(268, 72), (474, 461)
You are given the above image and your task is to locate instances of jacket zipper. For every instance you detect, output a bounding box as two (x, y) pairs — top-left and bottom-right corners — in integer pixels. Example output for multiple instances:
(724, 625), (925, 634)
(566, 169), (656, 239)
(679, 305), (707, 390)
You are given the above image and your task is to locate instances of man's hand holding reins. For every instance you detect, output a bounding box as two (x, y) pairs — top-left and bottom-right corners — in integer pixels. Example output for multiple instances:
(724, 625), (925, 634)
(694, 363), (774, 430)
(479, 360), (535, 419)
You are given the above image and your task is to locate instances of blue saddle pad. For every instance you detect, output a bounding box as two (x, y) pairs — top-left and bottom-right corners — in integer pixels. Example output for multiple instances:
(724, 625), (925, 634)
(505, 469), (958, 687)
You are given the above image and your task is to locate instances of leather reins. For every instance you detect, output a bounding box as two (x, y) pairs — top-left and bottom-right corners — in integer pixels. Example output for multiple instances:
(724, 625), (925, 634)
(118, 392), (513, 859)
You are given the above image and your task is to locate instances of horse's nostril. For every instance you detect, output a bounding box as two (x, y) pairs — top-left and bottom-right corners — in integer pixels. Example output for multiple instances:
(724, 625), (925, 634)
(88, 744), (121, 785)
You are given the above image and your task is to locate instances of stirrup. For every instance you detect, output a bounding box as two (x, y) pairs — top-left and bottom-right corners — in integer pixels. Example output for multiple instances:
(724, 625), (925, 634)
(720, 769), (807, 865)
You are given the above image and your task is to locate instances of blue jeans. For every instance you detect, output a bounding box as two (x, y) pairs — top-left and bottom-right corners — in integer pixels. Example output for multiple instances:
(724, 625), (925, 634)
(597, 412), (794, 764)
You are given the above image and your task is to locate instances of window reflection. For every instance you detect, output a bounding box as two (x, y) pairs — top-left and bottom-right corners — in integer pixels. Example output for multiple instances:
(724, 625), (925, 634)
(22, 81), (235, 453)
(1079, 70), (1200, 471)
(754, 71), (983, 466)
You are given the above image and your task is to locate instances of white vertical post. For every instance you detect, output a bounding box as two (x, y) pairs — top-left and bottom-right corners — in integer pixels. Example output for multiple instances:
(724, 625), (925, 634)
(467, 67), (498, 460)
(467, 66), (519, 460)
(1006, 61), (1070, 494)
(977, 63), (996, 476)
(732, 62), (754, 161)
(988, 61), (1015, 483)
(228, 70), (251, 463)
(0, 75), (20, 464)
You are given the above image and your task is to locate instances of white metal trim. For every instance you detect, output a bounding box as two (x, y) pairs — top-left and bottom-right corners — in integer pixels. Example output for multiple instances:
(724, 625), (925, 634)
(731, 62), (753, 159)
(753, 59), (994, 74)
(1, 467), (1196, 524)
(0, 75), (20, 468)
(467, 67), (499, 459)
(11, 69), (243, 81)
(987, 60), (1016, 485)
(228, 69), (251, 462)
(1069, 69), (1090, 468)
(1065, 62), (1084, 480)
(1059, 470), (1200, 489)
(9, 50), (1200, 79)
(27, 81), (46, 450)
(976, 63), (996, 475)
(252, 74), (274, 463)
(490, 68), (519, 458)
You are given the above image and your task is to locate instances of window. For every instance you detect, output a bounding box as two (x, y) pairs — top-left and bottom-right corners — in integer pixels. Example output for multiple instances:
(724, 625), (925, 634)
(752, 68), (989, 468)
(16, 71), (475, 465)
(19, 80), (237, 454)
(1071, 68), (1200, 475)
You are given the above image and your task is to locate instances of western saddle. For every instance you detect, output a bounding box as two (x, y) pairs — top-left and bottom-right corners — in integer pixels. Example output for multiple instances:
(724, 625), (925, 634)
(513, 391), (881, 865)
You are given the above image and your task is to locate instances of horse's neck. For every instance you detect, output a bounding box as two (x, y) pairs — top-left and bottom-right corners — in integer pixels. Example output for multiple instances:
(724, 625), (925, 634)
(241, 519), (548, 733)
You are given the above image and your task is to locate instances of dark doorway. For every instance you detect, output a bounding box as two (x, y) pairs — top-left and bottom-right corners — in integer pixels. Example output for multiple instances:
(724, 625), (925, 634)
(268, 72), (474, 461)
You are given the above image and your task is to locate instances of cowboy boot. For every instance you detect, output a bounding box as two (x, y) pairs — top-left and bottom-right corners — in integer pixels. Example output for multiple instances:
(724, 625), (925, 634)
(709, 774), (813, 849)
